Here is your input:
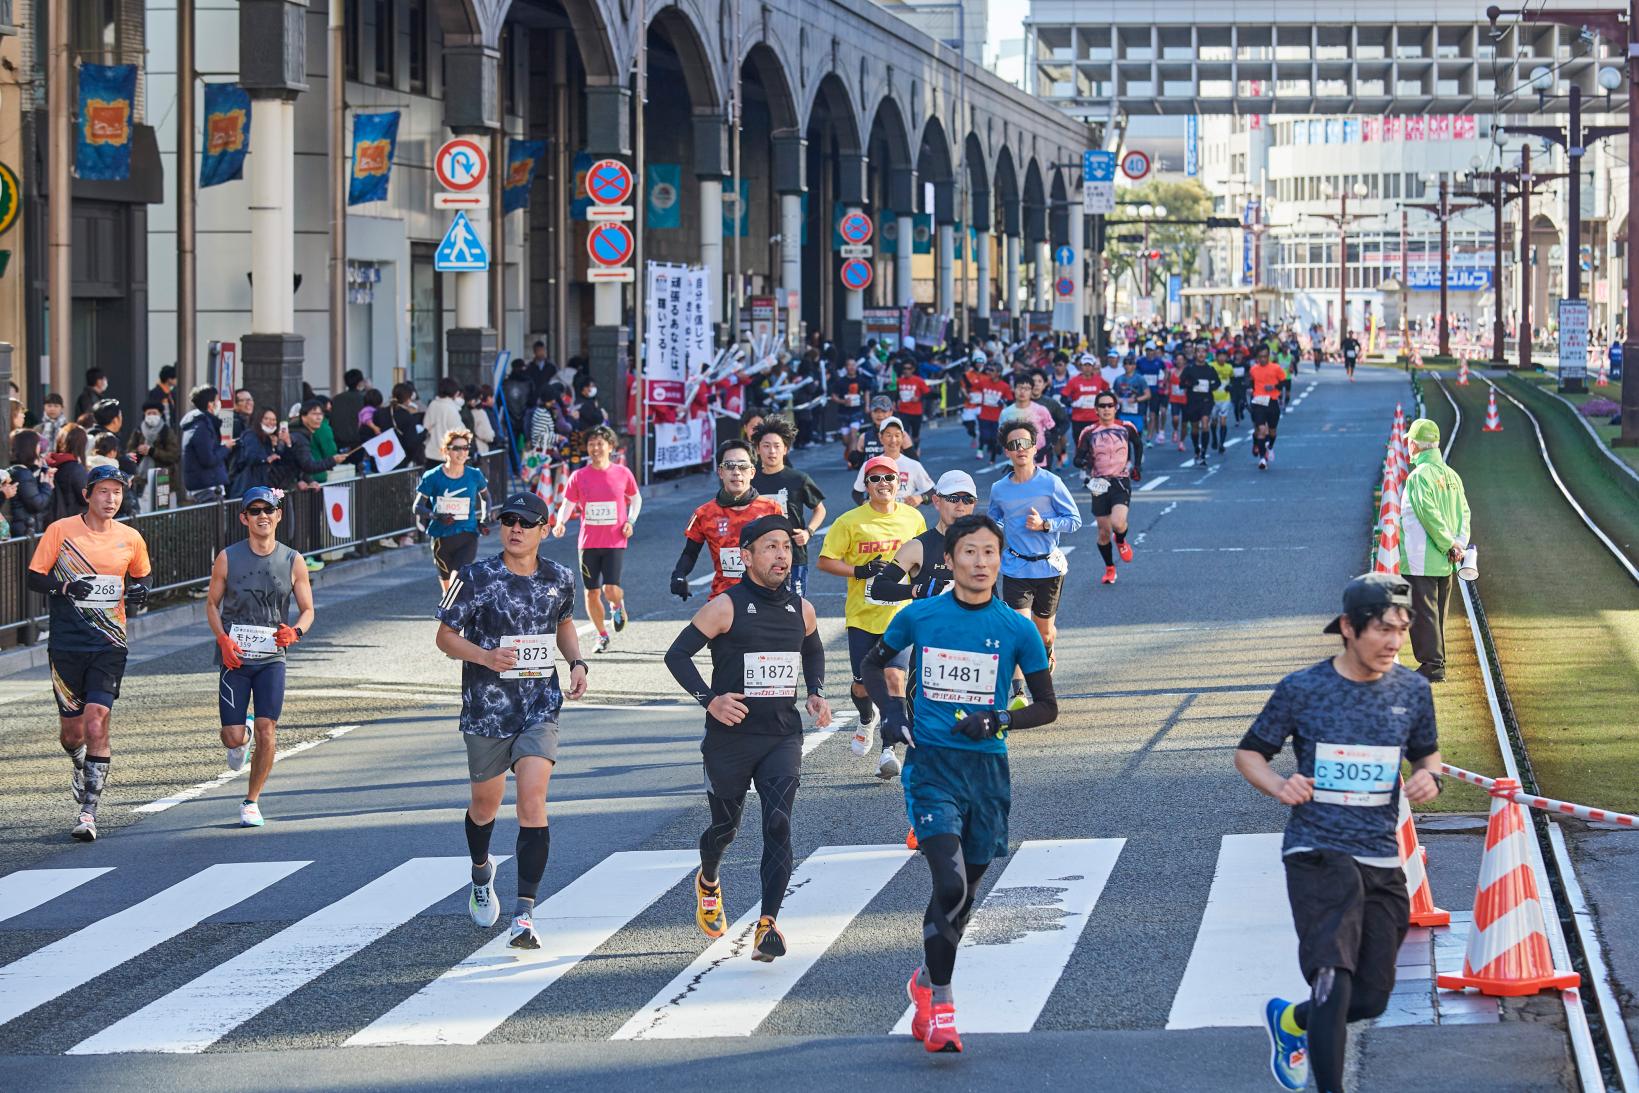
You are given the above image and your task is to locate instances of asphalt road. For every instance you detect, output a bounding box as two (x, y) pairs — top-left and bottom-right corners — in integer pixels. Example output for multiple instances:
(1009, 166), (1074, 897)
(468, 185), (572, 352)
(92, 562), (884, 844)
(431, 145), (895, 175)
(0, 371), (1575, 1091)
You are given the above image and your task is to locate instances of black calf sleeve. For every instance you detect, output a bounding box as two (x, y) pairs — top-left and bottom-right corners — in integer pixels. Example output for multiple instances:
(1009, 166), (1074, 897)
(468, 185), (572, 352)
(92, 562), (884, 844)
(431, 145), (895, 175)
(464, 812), (496, 866)
(1293, 967), (1354, 1093)
(515, 825), (550, 900)
(698, 791), (745, 883)
(1098, 542), (1114, 566)
(756, 776), (799, 919)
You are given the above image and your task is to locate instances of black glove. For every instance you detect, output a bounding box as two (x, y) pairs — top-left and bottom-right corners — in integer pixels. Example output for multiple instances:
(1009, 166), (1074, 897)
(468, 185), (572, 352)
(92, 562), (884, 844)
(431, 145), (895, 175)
(954, 709), (1003, 742)
(853, 559), (889, 581)
(670, 575), (692, 601)
(912, 577), (948, 599)
(61, 577), (95, 600)
(878, 698), (914, 747)
(124, 582), (149, 608)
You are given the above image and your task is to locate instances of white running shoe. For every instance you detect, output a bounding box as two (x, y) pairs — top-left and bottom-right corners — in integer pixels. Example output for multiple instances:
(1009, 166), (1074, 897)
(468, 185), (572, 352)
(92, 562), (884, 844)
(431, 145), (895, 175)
(239, 800), (264, 827)
(71, 812), (97, 842)
(877, 747), (902, 780)
(850, 719), (873, 757)
(70, 744), (87, 805)
(469, 863), (501, 928)
(508, 912), (541, 950)
(225, 741), (249, 772)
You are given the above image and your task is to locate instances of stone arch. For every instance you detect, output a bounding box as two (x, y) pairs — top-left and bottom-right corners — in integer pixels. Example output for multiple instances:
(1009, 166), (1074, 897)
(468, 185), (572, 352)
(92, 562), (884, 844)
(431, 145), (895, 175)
(1049, 169), (1069, 245)
(993, 144), (1020, 235)
(646, 2), (723, 112)
(917, 114), (954, 184)
(865, 93), (915, 175)
(804, 71), (863, 157)
(740, 40), (800, 133)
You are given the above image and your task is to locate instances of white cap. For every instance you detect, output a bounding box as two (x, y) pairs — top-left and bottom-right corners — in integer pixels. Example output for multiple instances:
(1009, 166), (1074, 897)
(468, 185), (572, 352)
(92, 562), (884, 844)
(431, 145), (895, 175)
(878, 415), (906, 432)
(934, 469), (978, 496)
(970, 348), (987, 364)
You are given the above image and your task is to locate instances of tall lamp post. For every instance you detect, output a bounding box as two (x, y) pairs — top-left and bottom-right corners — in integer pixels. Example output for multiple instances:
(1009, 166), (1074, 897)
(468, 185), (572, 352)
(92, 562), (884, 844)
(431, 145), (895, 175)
(1127, 202), (1167, 317)
(1403, 175), (1481, 358)
(1313, 182), (1371, 349)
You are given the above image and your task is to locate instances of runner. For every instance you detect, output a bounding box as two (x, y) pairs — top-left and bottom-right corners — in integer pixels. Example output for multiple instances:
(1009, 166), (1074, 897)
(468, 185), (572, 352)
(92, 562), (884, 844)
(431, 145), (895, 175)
(551, 424), (640, 653)
(1074, 393), (1140, 585)
(1209, 350), (1235, 454)
(671, 440), (785, 601)
(861, 513), (1059, 1054)
(828, 357), (875, 445)
(416, 429), (492, 596)
(894, 358), (929, 448)
(960, 354), (985, 450)
(1136, 344), (1167, 442)
(846, 396), (896, 470)
(436, 491), (590, 949)
(818, 454), (926, 779)
(1248, 348), (1289, 471)
(998, 375), (1055, 468)
(975, 361), (1008, 464)
(208, 486), (314, 827)
(664, 514), (830, 961)
(1166, 353), (1190, 452)
(751, 417), (826, 597)
(851, 417), (933, 505)
(1228, 347), (1251, 424)
(1238, 574), (1442, 1093)
(26, 465), (153, 842)
(1030, 372), (1072, 470)
(868, 470), (978, 603)
(1062, 353), (1111, 442)
(987, 419), (1081, 686)
(1179, 351), (1221, 467)
(1340, 328), (1362, 382)
(1111, 356), (1151, 470)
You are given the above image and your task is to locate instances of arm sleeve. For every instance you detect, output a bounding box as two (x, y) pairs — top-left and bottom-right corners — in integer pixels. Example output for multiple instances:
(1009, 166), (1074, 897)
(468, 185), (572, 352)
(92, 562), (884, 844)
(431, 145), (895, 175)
(672, 537), (705, 580)
(664, 624), (714, 707)
(1007, 668), (1058, 731)
(26, 568), (61, 595)
(801, 629), (825, 697)
(867, 562), (914, 602)
(413, 488), (435, 531)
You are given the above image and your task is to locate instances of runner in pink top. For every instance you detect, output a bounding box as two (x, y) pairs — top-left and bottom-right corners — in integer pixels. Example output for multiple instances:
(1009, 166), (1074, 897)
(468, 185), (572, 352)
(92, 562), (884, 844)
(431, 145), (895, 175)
(551, 425), (641, 653)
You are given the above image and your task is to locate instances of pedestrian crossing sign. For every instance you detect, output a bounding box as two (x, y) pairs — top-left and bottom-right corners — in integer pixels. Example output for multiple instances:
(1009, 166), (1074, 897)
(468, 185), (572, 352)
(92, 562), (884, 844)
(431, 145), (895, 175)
(435, 211), (489, 272)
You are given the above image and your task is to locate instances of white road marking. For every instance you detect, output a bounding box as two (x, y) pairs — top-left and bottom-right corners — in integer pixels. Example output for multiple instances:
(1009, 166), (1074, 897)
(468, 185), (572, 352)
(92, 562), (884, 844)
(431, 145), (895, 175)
(1166, 834), (1307, 1029)
(71, 857), (476, 1055)
(0, 868), (113, 925)
(347, 851), (696, 1047)
(613, 845), (913, 1039)
(891, 838), (1124, 1034)
(1136, 476), (1170, 492)
(688, 573), (714, 587)
(801, 712), (854, 757)
(133, 725), (361, 815)
(0, 862), (308, 1027)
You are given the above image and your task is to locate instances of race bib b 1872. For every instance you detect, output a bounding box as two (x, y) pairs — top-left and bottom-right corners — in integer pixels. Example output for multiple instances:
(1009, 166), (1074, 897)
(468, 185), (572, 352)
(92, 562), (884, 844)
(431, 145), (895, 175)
(743, 651), (799, 698)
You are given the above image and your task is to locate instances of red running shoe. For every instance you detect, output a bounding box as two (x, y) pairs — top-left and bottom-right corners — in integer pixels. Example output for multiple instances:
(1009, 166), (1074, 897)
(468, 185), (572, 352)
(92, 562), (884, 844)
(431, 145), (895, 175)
(906, 969), (932, 1042)
(925, 1002), (963, 1053)
(1102, 565), (1117, 584)
(1117, 541), (1134, 563)
(905, 828), (919, 850)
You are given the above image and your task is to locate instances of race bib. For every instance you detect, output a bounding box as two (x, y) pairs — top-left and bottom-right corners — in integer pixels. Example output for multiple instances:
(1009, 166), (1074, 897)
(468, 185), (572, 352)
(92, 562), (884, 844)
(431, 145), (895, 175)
(845, 393), (861, 407)
(434, 495), (472, 519)
(1194, 380), (1210, 393)
(230, 624), (278, 660)
(921, 646), (1000, 706)
(1074, 395), (1098, 410)
(743, 651), (799, 698)
(1312, 742), (1400, 806)
(1119, 398), (1138, 414)
(1089, 477), (1110, 497)
(1252, 395), (1272, 406)
(72, 575), (123, 609)
(583, 500), (618, 526)
(1233, 367), (1246, 377)
(719, 546), (745, 577)
(498, 634), (557, 680)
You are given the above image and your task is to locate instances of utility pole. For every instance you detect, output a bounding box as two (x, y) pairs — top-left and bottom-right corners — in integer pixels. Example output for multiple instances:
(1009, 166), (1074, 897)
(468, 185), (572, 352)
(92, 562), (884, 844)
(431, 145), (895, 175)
(1522, 144), (1534, 373)
(1402, 177), (1480, 357)
(48, 0), (71, 398)
(178, 0), (197, 395)
(328, 0), (347, 393)
(1454, 164), (1559, 365)
(1312, 184), (1370, 350)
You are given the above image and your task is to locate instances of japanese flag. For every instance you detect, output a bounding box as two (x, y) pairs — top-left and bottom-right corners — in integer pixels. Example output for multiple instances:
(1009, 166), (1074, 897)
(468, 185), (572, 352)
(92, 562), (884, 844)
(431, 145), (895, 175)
(363, 429), (406, 472)
(323, 484), (352, 539)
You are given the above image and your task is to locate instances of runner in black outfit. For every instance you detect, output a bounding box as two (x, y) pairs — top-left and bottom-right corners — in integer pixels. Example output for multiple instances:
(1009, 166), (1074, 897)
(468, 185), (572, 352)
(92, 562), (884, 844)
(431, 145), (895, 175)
(664, 514), (831, 962)
(868, 470), (977, 603)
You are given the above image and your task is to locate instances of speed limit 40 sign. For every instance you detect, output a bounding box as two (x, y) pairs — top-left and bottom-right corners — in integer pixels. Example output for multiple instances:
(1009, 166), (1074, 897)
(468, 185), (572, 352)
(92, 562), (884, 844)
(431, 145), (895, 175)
(1120, 150), (1152, 181)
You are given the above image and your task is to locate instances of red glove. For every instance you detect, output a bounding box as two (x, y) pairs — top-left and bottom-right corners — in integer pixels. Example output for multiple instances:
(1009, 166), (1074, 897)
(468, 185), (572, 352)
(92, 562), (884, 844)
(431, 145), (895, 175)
(274, 625), (300, 648)
(217, 633), (244, 670)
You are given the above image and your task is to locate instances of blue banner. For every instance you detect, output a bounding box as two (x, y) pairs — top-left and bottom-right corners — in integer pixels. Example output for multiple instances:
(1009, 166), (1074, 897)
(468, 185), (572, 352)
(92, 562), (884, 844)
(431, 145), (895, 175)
(880, 209), (897, 255)
(1185, 116), (1199, 177)
(76, 64), (137, 181)
(348, 112), (400, 205)
(913, 213), (933, 255)
(572, 151), (593, 220)
(723, 177), (750, 238)
(199, 83), (252, 188)
(647, 163), (681, 229)
(502, 139), (545, 214)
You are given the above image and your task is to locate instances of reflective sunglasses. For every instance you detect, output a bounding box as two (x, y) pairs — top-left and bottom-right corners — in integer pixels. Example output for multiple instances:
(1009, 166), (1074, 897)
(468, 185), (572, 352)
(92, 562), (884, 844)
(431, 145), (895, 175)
(864, 473), (899, 485)
(499, 513), (543, 529)
(719, 460), (755, 472)
(243, 505), (277, 517)
(447, 444), (470, 453)
(1003, 438), (1034, 452)
(939, 493), (977, 505)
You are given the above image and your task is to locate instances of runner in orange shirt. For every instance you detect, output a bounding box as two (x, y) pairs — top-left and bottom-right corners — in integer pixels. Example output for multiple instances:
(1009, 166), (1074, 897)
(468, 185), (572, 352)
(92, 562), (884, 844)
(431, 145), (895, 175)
(672, 439), (785, 599)
(1247, 347), (1289, 471)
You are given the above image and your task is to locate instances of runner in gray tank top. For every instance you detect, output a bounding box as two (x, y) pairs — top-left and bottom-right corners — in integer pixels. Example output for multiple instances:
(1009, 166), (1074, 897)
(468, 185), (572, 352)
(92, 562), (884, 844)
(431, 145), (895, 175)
(206, 486), (315, 827)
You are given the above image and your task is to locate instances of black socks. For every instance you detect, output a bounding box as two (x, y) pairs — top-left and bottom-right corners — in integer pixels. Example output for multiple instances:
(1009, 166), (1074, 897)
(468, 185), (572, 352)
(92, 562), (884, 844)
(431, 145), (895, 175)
(464, 812), (495, 868)
(1098, 542), (1114, 565)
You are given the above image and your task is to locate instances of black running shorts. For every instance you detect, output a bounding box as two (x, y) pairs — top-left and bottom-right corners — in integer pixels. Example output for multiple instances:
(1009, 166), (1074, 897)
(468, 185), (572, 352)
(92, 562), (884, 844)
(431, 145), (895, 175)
(1089, 476), (1133, 517)
(49, 646), (129, 717)
(579, 547), (625, 590)
(1284, 848), (1409, 991)
(431, 532), (479, 581)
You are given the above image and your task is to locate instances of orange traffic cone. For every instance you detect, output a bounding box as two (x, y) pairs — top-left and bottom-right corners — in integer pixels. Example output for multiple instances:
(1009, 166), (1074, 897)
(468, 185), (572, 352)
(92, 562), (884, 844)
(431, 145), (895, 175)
(1596, 361), (1610, 387)
(1373, 507), (1400, 575)
(1397, 787), (1450, 927)
(1437, 779), (1579, 997)
(1457, 358), (1470, 386)
(1483, 389), (1504, 432)
(1393, 402), (1405, 431)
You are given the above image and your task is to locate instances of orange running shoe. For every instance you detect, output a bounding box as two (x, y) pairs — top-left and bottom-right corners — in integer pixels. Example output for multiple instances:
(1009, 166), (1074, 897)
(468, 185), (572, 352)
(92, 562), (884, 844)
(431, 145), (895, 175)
(1117, 541), (1134, 563)
(906, 968), (932, 1042)
(694, 869), (726, 939)
(905, 828), (919, 850)
(924, 1002), (963, 1053)
(1102, 565), (1117, 584)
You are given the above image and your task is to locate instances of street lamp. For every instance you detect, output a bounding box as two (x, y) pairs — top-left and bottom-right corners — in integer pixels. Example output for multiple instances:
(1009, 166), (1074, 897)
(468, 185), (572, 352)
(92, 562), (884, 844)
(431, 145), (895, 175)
(1315, 182), (1370, 350)
(1133, 203), (1167, 317)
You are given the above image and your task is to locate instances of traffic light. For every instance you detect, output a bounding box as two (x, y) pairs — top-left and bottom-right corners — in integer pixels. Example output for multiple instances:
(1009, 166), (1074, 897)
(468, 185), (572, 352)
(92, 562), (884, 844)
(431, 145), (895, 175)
(1206, 216), (1242, 229)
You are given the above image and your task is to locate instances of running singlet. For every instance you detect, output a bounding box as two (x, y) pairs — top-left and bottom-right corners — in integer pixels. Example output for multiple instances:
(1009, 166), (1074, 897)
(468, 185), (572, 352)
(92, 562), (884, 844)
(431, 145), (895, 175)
(1167, 367), (1190, 405)
(883, 593), (1049, 754)
(1062, 374), (1110, 423)
(28, 516), (153, 652)
(909, 526), (953, 597)
(218, 539), (299, 665)
(417, 465), (489, 537)
(820, 502), (926, 633)
(685, 492), (786, 599)
(562, 462), (639, 550)
(963, 372), (984, 414)
(704, 578), (806, 736)
(1077, 422), (1135, 478)
(1249, 362), (1288, 404)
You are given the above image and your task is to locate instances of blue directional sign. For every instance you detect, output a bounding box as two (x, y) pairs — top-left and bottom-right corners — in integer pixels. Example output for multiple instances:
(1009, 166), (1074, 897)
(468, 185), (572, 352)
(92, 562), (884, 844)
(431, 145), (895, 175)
(434, 210), (489, 272)
(1083, 150), (1116, 184)
(1055, 245), (1075, 267)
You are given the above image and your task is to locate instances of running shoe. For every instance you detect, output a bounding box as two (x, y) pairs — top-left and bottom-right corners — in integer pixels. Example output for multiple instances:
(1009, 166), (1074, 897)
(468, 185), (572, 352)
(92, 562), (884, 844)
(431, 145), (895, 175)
(752, 916), (786, 963)
(239, 800), (264, 828)
(1263, 997), (1309, 1091)
(1176, 440), (1186, 452)
(1102, 565), (1117, 585)
(1117, 541), (1134, 563)
(906, 968), (933, 1042)
(1265, 450), (1274, 466)
(924, 1002), (963, 1053)
(71, 812), (97, 842)
(877, 747), (901, 780)
(508, 912), (541, 950)
(905, 828), (919, 850)
(70, 744), (87, 804)
(304, 556), (325, 573)
(695, 869), (727, 939)
(612, 604), (627, 632)
(1132, 469), (1142, 483)
(225, 740), (248, 772)
(1258, 457), (1268, 471)
(469, 861), (500, 927)
(850, 718), (873, 757)
(595, 632), (611, 654)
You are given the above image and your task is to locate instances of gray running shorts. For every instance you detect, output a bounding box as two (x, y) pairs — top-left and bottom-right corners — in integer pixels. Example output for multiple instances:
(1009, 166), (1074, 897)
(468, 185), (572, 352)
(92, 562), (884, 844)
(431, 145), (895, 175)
(464, 722), (559, 782)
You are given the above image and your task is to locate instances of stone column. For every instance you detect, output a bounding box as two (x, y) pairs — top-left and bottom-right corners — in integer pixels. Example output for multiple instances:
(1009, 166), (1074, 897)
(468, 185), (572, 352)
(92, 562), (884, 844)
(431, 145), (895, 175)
(583, 84), (632, 412)
(695, 113), (729, 336)
(773, 133), (805, 346)
(888, 168), (917, 311)
(971, 190), (992, 339)
(1036, 241), (1052, 311)
(1068, 208), (1085, 340)
(442, 38), (502, 389)
(933, 179), (956, 323)
(1005, 235), (1021, 326)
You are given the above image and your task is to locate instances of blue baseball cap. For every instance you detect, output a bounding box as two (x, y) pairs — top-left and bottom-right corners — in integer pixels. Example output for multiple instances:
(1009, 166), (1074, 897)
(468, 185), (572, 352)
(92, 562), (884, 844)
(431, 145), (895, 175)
(241, 486), (282, 508)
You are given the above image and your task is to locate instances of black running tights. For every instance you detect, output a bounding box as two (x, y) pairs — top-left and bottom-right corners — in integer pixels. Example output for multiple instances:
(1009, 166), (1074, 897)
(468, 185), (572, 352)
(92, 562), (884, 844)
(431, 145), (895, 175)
(920, 833), (989, 986)
(1293, 967), (1392, 1093)
(698, 776), (799, 919)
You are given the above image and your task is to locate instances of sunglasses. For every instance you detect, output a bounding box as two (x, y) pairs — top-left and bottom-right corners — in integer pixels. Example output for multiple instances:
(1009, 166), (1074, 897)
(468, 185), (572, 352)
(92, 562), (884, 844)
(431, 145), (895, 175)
(940, 493), (977, 505)
(865, 473), (899, 485)
(447, 445), (470, 453)
(719, 460), (754, 472)
(243, 505), (277, 517)
(1003, 438), (1034, 452)
(499, 513), (543, 529)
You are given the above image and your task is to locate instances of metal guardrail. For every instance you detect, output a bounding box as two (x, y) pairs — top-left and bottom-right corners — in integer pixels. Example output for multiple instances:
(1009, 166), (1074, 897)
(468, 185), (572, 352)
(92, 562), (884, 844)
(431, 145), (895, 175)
(0, 451), (508, 642)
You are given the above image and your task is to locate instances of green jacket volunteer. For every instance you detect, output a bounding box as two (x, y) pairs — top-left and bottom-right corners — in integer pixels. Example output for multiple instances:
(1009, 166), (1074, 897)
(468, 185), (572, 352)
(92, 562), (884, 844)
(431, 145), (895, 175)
(1397, 418), (1470, 682)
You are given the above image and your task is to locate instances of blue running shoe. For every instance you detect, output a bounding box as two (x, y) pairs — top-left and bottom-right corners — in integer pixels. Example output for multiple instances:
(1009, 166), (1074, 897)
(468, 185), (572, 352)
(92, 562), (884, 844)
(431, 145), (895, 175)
(611, 604), (627, 632)
(1263, 997), (1308, 1091)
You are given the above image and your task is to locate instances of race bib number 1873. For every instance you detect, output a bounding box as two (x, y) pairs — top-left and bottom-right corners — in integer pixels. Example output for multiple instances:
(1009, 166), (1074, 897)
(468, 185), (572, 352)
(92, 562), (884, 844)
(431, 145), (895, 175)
(499, 634), (557, 680)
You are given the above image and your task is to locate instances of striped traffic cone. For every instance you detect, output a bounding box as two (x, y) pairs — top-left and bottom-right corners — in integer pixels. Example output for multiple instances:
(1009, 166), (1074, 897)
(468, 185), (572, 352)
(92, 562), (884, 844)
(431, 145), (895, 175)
(1373, 505), (1400, 575)
(1457, 358), (1470, 385)
(1596, 361), (1609, 387)
(1437, 779), (1579, 996)
(1483, 389), (1504, 432)
(1393, 402), (1405, 431)
(1397, 786), (1450, 927)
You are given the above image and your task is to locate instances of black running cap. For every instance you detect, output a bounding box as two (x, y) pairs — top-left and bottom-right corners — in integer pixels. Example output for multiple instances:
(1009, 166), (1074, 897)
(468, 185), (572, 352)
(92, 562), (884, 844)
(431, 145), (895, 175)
(739, 514), (796, 549)
(1323, 573), (1413, 633)
(497, 492), (551, 522)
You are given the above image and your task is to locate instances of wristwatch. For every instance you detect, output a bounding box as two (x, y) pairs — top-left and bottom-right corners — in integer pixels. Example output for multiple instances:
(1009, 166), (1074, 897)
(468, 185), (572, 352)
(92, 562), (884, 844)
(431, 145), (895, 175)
(569, 658), (589, 674)
(294, 627), (304, 639)
(996, 709), (1014, 733)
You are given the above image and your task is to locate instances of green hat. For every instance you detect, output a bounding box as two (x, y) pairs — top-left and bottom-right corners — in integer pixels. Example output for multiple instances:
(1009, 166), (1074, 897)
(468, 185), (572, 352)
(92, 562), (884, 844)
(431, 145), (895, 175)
(1406, 418), (1440, 445)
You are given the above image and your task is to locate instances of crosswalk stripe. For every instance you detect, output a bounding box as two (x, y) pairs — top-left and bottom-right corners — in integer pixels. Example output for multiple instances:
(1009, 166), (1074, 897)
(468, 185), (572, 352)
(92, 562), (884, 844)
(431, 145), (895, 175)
(346, 850), (696, 1047)
(0, 867), (112, 924)
(0, 861), (308, 1028)
(612, 844), (914, 1040)
(1165, 834), (1307, 1029)
(69, 857), (471, 1055)
(890, 838), (1124, 1035)
(1136, 475), (1169, 492)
